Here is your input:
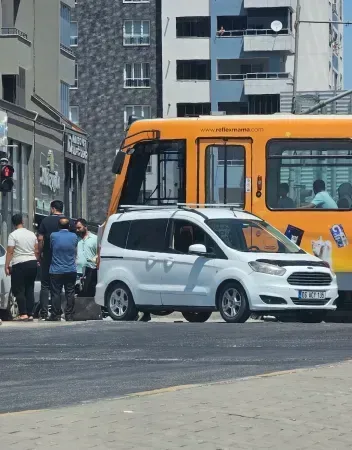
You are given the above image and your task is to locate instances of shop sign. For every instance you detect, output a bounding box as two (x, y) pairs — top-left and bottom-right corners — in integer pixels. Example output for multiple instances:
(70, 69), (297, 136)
(39, 149), (60, 193)
(67, 133), (88, 161)
(0, 110), (8, 148)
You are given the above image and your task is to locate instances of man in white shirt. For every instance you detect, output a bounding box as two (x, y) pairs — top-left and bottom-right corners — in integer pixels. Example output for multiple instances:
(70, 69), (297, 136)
(5, 214), (39, 321)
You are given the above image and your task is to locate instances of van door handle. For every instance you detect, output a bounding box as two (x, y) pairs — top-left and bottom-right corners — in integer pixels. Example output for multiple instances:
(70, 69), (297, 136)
(148, 255), (157, 261)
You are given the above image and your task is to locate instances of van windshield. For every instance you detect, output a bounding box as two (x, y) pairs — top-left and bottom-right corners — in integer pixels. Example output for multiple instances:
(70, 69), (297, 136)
(206, 219), (305, 254)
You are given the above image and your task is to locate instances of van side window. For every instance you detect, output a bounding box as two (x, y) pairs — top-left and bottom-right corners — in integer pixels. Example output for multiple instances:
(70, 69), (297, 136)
(126, 219), (168, 252)
(107, 221), (131, 248)
(168, 219), (227, 259)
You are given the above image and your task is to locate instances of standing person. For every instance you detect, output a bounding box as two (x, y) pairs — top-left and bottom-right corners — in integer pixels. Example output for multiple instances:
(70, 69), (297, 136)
(5, 214), (39, 321)
(37, 200), (74, 319)
(49, 217), (78, 321)
(302, 180), (338, 209)
(76, 219), (98, 297)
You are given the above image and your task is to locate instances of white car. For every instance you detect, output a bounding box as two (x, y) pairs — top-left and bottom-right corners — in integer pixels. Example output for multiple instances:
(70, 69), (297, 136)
(0, 244), (16, 320)
(95, 206), (338, 323)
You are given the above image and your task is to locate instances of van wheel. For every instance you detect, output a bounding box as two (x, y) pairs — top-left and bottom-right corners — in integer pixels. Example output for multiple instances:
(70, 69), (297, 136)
(106, 282), (137, 321)
(297, 311), (327, 323)
(218, 282), (250, 323)
(182, 312), (212, 323)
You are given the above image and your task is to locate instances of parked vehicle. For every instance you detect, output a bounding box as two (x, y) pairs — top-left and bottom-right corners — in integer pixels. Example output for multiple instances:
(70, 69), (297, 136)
(0, 244), (16, 320)
(95, 205), (338, 324)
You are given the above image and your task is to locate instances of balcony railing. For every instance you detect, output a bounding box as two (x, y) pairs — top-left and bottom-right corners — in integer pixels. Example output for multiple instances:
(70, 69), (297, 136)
(124, 78), (151, 88)
(218, 72), (292, 81)
(123, 35), (150, 46)
(60, 43), (75, 57)
(216, 28), (291, 38)
(0, 27), (28, 40)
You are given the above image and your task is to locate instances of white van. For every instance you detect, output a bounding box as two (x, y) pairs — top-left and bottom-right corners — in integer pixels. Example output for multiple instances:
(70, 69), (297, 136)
(95, 206), (338, 323)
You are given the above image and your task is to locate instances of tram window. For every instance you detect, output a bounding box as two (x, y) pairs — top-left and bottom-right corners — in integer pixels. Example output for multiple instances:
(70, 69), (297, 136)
(205, 145), (245, 208)
(119, 140), (186, 207)
(266, 140), (352, 210)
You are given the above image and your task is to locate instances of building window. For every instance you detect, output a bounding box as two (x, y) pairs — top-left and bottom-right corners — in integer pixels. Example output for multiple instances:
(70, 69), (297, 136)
(177, 103), (211, 117)
(205, 145), (245, 207)
(70, 21), (78, 46)
(266, 140), (352, 210)
(69, 106), (79, 124)
(124, 63), (150, 88)
(176, 60), (211, 81)
(71, 63), (78, 89)
(60, 81), (70, 117)
(176, 17), (210, 38)
(123, 20), (150, 46)
(124, 105), (151, 127)
(60, 2), (71, 48)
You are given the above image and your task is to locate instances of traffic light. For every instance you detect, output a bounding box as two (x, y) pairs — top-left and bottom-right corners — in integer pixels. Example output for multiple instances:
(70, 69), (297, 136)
(0, 164), (14, 192)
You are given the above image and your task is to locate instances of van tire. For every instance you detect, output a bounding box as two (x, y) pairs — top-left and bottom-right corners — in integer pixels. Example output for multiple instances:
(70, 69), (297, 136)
(106, 282), (138, 321)
(182, 312), (212, 323)
(217, 281), (250, 323)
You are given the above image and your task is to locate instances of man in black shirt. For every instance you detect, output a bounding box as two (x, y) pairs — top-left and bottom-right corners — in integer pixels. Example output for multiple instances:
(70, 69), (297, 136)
(37, 200), (75, 320)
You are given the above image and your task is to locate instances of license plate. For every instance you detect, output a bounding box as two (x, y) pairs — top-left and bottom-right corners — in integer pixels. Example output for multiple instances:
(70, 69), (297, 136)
(298, 291), (326, 300)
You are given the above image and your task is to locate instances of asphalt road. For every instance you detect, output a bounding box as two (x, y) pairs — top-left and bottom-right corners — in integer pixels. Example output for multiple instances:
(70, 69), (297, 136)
(1, 321), (352, 414)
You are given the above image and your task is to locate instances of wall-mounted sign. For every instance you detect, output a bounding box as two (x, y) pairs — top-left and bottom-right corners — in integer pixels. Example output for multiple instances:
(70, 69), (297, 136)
(39, 150), (60, 193)
(66, 133), (88, 162)
(35, 144), (64, 215)
(0, 110), (8, 148)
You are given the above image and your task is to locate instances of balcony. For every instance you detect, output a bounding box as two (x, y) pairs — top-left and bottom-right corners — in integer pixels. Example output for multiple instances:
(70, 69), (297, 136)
(244, 29), (295, 53)
(243, 72), (293, 95)
(0, 28), (31, 73)
(244, 0), (296, 8)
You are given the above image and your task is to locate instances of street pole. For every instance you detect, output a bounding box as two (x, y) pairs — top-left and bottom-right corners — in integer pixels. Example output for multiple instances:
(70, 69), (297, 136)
(291, 0), (301, 114)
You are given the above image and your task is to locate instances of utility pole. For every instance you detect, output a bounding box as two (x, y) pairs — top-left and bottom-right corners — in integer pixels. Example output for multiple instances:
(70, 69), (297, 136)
(291, 0), (301, 114)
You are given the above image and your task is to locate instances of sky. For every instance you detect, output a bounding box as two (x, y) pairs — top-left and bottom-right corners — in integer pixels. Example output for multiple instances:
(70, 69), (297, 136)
(344, 2), (352, 89)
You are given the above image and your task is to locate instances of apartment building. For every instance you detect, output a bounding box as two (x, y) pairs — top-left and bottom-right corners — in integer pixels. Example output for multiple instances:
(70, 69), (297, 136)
(0, 0), (87, 244)
(163, 0), (344, 117)
(71, 0), (162, 223)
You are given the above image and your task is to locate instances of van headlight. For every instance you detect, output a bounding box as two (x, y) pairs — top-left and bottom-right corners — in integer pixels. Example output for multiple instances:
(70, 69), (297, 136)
(249, 261), (286, 276)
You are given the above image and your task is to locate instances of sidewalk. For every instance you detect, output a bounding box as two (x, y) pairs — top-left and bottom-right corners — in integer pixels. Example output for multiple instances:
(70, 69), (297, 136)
(1, 360), (352, 449)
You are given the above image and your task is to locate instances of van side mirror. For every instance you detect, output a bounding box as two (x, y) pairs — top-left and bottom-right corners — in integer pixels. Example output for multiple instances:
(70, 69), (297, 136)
(188, 244), (207, 256)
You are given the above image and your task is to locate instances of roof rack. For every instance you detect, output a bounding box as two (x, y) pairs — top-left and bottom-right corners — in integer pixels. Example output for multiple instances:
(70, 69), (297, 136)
(177, 203), (243, 210)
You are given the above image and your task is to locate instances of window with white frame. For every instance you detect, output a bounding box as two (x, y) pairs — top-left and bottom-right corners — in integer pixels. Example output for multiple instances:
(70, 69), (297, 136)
(70, 21), (78, 46)
(60, 81), (70, 117)
(124, 105), (151, 127)
(123, 20), (150, 46)
(69, 106), (79, 124)
(71, 63), (78, 88)
(124, 63), (150, 88)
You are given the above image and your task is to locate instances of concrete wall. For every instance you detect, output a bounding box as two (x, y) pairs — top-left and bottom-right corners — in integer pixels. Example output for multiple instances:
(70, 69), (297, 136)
(162, 0), (210, 118)
(295, 0), (330, 91)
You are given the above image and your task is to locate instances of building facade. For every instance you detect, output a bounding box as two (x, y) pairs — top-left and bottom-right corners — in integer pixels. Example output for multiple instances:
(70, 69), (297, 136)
(71, 0), (162, 223)
(162, 0), (344, 117)
(0, 0), (87, 245)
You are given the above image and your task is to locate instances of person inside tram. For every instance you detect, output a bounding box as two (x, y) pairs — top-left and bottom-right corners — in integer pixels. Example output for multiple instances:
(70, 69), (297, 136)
(337, 182), (352, 209)
(302, 179), (338, 209)
(277, 183), (295, 209)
